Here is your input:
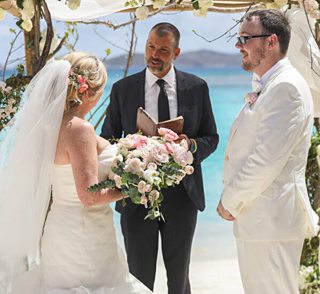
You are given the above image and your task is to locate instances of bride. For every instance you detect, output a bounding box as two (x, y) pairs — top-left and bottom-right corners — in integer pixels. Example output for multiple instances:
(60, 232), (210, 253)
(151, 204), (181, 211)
(0, 52), (152, 294)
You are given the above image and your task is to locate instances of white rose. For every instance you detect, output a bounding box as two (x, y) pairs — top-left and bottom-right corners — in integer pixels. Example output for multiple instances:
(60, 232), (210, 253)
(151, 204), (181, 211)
(118, 145), (129, 156)
(185, 165), (194, 175)
(0, 8), (6, 21)
(147, 162), (157, 171)
(179, 139), (188, 150)
(132, 149), (143, 158)
(153, 0), (167, 9)
(124, 158), (142, 174)
(198, 0), (212, 9)
(193, 8), (208, 18)
(114, 175), (122, 189)
(119, 137), (135, 149)
(21, 19), (33, 32)
(138, 180), (147, 193)
(143, 169), (159, 184)
(67, 0), (81, 10)
(135, 5), (149, 20)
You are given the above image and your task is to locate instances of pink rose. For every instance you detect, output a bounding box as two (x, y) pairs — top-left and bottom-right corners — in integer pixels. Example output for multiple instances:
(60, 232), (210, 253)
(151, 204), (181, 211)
(150, 144), (169, 164)
(244, 92), (258, 105)
(158, 128), (179, 142)
(184, 165), (194, 175)
(77, 75), (86, 84)
(148, 190), (160, 202)
(164, 142), (174, 154)
(79, 83), (89, 93)
(133, 134), (148, 149)
(138, 180), (147, 193)
(140, 195), (148, 207)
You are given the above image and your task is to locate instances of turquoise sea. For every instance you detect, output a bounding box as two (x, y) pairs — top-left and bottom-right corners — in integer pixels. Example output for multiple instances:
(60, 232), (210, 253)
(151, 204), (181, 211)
(90, 67), (252, 225)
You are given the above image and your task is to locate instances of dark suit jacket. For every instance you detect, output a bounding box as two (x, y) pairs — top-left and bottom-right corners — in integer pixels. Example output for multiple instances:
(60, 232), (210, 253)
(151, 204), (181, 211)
(101, 68), (219, 213)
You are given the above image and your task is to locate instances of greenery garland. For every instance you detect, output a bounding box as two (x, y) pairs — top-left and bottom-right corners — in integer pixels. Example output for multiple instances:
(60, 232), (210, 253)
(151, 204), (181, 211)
(300, 119), (320, 293)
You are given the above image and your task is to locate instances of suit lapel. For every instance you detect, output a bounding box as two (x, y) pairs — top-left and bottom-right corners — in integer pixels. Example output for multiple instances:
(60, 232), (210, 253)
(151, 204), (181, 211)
(134, 69), (146, 109)
(227, 60), (293, 147)
(175, 68), (185, 116)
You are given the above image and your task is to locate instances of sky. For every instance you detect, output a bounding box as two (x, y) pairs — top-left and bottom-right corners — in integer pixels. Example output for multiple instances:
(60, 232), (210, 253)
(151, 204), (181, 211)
(0, 10), (244, 69)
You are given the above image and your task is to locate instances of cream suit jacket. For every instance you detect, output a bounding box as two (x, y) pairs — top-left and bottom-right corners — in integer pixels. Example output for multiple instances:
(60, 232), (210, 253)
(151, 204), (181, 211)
(221, 59), (319, 241)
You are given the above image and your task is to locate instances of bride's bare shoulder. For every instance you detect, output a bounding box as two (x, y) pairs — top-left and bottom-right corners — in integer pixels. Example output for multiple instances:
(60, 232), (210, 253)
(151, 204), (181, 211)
(61, 117), (96, 144)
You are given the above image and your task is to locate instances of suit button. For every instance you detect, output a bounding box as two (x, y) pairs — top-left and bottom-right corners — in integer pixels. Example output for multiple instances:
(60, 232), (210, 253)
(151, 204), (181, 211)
(225, 155), (229, 161)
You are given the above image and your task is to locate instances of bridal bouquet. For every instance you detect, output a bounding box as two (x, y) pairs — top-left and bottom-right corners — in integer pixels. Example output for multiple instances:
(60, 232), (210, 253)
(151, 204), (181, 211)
(88, 128), (194, 220)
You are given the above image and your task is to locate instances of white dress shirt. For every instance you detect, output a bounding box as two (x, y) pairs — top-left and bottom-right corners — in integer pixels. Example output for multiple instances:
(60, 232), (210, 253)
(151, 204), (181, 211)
(145, 65), (178, 122)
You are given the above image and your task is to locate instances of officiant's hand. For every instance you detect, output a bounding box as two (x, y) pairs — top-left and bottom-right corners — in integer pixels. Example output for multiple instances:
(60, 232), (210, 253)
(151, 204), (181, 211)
(216, 200), (235, 221)
(175, 134), (191, 148)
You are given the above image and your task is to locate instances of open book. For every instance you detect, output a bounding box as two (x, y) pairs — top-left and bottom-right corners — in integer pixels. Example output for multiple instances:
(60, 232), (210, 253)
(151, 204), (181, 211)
(136, 107), (184, 136)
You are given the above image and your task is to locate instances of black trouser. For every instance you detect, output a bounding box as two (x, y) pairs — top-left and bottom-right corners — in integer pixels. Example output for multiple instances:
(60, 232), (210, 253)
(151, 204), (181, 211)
(120, 185), (198, 294)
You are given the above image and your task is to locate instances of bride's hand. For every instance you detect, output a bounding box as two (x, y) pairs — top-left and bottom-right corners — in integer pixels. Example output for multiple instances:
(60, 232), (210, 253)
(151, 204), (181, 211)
(102, 188), (128, 202)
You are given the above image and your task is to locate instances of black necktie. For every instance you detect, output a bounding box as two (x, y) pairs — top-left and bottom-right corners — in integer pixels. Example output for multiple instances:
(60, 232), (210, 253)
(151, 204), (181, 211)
(156, 79), (170, 122)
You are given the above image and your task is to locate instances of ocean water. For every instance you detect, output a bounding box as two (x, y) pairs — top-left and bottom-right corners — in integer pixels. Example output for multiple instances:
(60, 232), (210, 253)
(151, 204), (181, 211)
(90, 67), (252, 225)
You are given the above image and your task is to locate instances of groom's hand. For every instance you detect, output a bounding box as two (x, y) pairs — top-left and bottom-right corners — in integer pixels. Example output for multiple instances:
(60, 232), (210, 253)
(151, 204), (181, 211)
(216, 200), (235, 221)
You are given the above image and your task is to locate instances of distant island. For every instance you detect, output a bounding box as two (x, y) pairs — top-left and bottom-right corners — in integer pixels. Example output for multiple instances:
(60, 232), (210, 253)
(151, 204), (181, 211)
(0, 50), (242, 78)
(105, 49), (242, 69)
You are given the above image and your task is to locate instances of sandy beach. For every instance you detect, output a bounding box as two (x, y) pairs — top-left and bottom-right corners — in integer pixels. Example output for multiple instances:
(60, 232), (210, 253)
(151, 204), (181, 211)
(114, 213), (245, 294)
(153, 221), (244, 293)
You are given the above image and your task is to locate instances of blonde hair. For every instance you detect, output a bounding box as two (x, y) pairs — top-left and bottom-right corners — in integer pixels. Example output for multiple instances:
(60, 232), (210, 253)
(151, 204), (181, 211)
(63, 52), (107, 112)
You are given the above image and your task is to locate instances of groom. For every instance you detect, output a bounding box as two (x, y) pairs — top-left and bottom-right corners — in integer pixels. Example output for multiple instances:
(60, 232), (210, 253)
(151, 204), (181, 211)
(101, 22), (218, 293)
(217, 9), (319, 294)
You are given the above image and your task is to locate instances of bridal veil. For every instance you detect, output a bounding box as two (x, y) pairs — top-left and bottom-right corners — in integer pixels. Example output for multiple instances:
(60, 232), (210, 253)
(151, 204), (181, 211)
(0, 60), (70, 292)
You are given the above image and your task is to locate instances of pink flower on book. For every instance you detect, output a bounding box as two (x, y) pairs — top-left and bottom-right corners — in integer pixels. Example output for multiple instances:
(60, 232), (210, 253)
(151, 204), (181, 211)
(244, 92), (259, 105)
(158, 128), (179, 142)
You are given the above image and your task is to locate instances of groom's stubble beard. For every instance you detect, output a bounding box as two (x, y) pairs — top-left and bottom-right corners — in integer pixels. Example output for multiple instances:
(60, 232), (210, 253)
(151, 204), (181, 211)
(241, 45), (267, 72)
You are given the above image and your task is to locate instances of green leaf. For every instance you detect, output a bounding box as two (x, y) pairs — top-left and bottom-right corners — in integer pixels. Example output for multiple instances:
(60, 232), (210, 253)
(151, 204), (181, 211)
(105, 48), (111, 56)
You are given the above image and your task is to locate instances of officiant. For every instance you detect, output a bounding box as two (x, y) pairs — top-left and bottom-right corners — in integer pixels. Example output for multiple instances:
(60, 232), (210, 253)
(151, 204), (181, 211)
(101, 22), (219, 294)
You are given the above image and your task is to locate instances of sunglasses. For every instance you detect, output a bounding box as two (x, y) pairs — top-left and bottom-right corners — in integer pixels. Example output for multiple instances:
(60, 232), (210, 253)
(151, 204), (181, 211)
(237, 34), (272, 45)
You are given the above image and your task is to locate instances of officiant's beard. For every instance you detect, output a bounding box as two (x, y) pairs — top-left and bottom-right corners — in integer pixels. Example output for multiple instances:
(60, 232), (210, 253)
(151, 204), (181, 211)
(146, 58), (168, 76)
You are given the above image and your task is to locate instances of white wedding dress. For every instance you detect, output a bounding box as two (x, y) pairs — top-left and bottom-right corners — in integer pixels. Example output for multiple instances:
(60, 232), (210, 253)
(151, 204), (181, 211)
(39, 145), (151, 294)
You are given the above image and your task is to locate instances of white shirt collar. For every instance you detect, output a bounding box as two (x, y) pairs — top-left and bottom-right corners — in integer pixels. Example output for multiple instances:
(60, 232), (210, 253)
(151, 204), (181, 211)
(255, 57), (289, 91)
(146, 65), (175, 88)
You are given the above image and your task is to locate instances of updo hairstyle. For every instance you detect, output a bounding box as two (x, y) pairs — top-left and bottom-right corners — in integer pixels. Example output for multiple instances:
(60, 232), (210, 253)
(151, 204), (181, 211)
(63, 52), (107, 112)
